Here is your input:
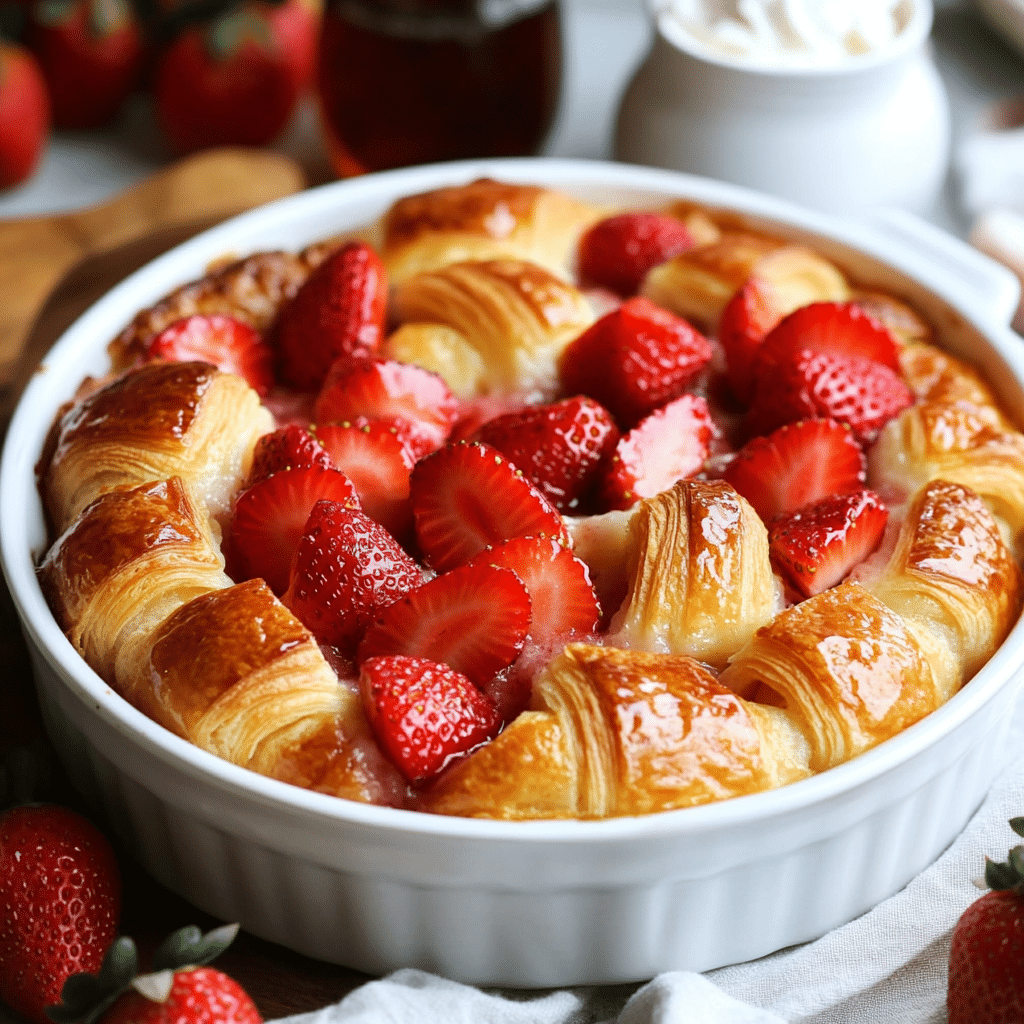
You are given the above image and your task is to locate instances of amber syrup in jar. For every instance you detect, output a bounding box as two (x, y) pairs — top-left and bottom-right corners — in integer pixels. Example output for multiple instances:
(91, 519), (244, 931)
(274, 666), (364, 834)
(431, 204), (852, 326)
(317, 0), (562, 175)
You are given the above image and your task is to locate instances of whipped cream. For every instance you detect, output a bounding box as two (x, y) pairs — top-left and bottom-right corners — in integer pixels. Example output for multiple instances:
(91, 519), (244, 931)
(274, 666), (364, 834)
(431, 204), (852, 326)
(660, 0), (912, 67)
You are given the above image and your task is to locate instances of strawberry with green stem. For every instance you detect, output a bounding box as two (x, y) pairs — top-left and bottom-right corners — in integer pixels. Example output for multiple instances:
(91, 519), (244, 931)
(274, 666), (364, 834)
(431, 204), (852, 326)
(46, 923), (261, 1024)
(947, 816), (1024, 1024)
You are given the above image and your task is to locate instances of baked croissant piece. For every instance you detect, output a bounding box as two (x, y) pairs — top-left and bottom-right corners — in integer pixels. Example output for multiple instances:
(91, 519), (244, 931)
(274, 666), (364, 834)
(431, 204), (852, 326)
(421, 643), (811, 820)
(718, 581), (942, 773)
(390, 258), (595, 399)
(859, 479), (1023, 701)
(607, 479), (782, 667)
(38, 476), (233, 688)
(40, 360), (273, 535)
(378, 177), (602, 285)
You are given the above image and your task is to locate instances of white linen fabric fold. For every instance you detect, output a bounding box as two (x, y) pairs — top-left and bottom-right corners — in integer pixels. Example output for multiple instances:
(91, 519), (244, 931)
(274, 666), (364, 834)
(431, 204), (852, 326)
(277, 699), (1024, 1024)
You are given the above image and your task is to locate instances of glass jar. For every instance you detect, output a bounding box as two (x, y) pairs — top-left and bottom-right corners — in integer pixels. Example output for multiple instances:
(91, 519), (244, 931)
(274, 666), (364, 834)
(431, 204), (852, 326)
(317, 0), (563, 176)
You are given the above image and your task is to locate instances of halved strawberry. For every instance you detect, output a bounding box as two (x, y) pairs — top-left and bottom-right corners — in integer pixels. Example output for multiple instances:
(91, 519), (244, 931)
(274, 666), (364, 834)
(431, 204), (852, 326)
(752, 301), (902, 380)
(146, 313), (275, 396)
(409, 440), (570, 573)
(282, 500), (423, 652)
(313, 355), (459, 455)
(769, 489), (888, 598)
(559, 296), (713, 428)
(747, 348), (914, 444)
(722, 418), (866, 524)
(466, 535), (600, 643)
(472, 395), (620, 512)
(246, 424), (333, 487)
(360, 654), (502, 784)
(599, 393), (715, 511)
(717, 277), (786, 405)
(314, 418), (416, 543)
(577, 212), (695, 296)
(229, 466), (360, 594)
(357, 562), (532, 685)
(275, 240), (388, 391)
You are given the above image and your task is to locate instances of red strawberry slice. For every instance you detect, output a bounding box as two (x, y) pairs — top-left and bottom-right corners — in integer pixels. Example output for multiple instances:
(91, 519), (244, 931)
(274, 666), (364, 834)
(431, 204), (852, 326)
(146, 313), (275, 396)
(275, 240), (388, 391)
(472, 395), (620, 512)
(769, 488), (888, 598)
(360, 654), (502, 784)
(229, 466), (360, 594)
(748, 348), (914, 444)
(717, 277), (786, 405)
(722, 418), (866, 524)
(753, 300), (902, 379)
(314, 418), (416, 543)
(600, 393), (715, 511)
(559, 296), (713, 428)
(409, 440), (570, 573)
(247, 424), (334, 487)
(282, 500), (423, 652)
(578, 211), (695, 295)
(466, 535), (601, 643)
(313, 355), (459, 455)
(357, 562), (532, 685)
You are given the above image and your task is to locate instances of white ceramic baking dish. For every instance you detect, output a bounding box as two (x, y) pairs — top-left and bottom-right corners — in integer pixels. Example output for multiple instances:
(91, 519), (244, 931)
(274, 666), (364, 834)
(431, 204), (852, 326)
(3, 158), (1023, 988)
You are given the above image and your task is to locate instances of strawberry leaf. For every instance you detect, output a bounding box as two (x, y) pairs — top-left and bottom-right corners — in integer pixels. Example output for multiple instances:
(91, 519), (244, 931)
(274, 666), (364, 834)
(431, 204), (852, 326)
(151, 922), (240, 971)
(46, 936), (138, 1024)
(1010, 816), (1024, 838)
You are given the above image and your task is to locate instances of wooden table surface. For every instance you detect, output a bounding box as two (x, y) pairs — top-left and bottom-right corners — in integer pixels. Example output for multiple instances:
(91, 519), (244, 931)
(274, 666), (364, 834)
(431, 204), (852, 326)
(0, 229), (375, 1021)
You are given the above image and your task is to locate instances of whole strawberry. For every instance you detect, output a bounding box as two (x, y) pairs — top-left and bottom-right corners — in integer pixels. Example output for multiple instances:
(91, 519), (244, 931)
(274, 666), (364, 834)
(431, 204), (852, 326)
(947, 817), (1024, 1024)
(47, 924), (261, 1024)
(0, 752), (121, 1024)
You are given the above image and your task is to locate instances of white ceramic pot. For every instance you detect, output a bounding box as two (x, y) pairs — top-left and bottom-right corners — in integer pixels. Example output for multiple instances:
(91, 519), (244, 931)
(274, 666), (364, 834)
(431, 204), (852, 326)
(1, 158), (1021, 987)
(614, 1), (951, 217)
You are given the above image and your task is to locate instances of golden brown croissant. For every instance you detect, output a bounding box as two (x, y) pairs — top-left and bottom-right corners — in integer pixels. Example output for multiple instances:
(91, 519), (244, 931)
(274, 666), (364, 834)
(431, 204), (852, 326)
(38, 476), (233, 689)
(390, 258), (595, 400)
(379, 178), (601, 285)
(607, 479), (782, 668)
(146, 579), (408, 805)
(641, 233), (849, 330)
(859, 479), (1023, 701)
(421, 643), (811, 819)
(718, 581), (942, 773)
(868, 399), (1024, 547)
(40, 360), (274, 535)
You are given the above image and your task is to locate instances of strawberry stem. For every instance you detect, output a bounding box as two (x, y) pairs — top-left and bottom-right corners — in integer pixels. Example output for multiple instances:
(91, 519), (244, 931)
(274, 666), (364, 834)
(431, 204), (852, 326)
(982, 818), (1024, 896)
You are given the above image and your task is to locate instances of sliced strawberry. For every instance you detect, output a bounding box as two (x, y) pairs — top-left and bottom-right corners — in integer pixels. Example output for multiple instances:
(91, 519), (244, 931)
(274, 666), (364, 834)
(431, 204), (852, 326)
(409, 440), (570, 573)
(314, 418), (416, 543)
(246, 424), (334, 487)
(559, 296), (713, 428)
(275, 240), (388, 391)
(313, 355), (459, 454)
(472, 395), (620, 512)
(360, 654), (501, 784)
(748, 348), (914, 444)
(752, 300), (902, 380)
(599, 393), (715, 511)
(229, 466), (360, 594)
(466, 535), (600, 643)
(282, 500), (423, 652)
(357, 562), (532, 685)
(577, 211), (695, 295)
(722, 418), (866, 524)
(717, 277), (786, 405)
(146, 313), (275, 396)
(769, 489), (888, 598)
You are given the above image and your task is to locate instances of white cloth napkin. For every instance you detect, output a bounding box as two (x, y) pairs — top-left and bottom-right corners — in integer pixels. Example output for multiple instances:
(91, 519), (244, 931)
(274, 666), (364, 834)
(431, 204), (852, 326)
(277, 698), (1024, 1024)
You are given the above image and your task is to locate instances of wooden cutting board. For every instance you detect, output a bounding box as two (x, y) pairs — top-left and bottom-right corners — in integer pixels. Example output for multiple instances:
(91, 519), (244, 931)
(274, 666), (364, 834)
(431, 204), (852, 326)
(0, 147), (308, 420)
(0, 150), (375, 1017)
